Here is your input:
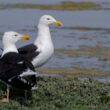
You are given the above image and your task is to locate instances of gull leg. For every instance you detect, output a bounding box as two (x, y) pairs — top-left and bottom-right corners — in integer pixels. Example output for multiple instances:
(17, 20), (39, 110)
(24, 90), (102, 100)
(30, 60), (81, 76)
(6, 85), (9, 102)
(24, 90), (27, 100)
(0, 84), (9, 103)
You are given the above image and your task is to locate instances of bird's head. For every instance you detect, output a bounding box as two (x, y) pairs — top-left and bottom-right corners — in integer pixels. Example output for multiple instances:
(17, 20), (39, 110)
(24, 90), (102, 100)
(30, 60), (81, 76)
(3, 31), (30, 44)
(39, 15), (63, 27)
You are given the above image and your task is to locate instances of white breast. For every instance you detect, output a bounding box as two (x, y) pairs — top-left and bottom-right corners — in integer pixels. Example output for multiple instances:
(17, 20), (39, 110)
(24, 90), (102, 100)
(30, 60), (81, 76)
(32, 42), (54, 67)
(33, 22), (54, 68)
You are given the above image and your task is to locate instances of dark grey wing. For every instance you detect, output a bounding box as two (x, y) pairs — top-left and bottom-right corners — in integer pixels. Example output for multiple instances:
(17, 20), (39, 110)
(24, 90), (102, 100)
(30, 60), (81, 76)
(8, 76), (35, 90)
(0, 53), (25, 80)
(18, 44), (40, 61)
(0, 48), (3, 58)
(0, 52), (36, 90)
(0, 52), (35, 78)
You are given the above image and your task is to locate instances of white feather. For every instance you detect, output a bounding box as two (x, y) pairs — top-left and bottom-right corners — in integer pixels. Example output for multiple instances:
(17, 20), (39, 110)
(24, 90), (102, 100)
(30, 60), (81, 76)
(20, 69), (38, 77)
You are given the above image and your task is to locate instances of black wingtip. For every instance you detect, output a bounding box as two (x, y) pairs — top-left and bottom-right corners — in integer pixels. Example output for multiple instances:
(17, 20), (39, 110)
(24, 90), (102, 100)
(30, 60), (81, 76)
(8, 76), (36, 90)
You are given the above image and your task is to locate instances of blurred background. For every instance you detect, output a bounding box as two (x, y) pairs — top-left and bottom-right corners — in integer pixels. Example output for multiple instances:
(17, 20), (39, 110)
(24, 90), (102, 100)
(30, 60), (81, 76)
(0, 0), (110, 81)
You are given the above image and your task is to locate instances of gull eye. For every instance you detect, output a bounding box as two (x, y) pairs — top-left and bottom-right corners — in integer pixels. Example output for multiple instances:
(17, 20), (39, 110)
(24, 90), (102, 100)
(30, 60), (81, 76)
(47, 18), (50, 20)
(14, 34), (18, 36)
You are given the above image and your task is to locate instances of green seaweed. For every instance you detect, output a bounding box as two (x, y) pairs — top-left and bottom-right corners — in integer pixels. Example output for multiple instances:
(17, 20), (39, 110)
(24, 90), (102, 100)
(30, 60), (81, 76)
(62, 26), (109, 31)
(0, 2), (99, 10)
(37, 67), (109, 77)
(55, 46), (110, 61)
(0, 77), (110, 110)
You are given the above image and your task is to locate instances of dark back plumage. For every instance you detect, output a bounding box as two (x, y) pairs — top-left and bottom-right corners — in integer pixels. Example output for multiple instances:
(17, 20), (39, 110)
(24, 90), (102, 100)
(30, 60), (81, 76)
(18, 44), (40, 61)
(0, 52), (36, 90)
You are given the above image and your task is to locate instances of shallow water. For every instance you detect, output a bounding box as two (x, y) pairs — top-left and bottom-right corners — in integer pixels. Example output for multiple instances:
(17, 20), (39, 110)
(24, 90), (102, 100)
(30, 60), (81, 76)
(0, 1), (110, 82)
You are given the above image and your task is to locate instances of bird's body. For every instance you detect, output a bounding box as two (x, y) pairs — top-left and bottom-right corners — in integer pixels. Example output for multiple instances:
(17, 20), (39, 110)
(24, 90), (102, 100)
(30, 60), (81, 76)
(33, 25), (54, 67)
(19, 43), (54, 67)
(0, 31), (37, 91)
(32, 42), (54, 67)
(18, 34), (54, 67)
(18, 15), (62, 68)
(0, 52), (36, 90)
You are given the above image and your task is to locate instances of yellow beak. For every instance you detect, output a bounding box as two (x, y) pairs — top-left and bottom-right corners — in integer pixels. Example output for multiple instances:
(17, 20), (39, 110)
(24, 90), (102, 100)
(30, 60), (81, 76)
(20, 35), (30, 40)
(53, 20), (63, 27)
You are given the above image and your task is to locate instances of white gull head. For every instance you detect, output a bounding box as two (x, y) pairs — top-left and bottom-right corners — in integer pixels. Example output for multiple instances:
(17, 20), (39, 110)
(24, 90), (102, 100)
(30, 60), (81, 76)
(38, 15), (62, 27)
(2, 31), (30, 56)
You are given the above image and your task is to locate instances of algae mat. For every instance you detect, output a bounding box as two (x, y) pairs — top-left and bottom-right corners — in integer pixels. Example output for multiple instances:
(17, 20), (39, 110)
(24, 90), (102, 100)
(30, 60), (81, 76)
(0, 77), (110, 110)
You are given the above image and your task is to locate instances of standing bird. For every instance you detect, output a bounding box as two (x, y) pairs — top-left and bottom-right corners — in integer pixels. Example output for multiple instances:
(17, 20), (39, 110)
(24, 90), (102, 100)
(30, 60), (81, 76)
(0, 31), (37, 102)
(18, 15), (62, 68)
